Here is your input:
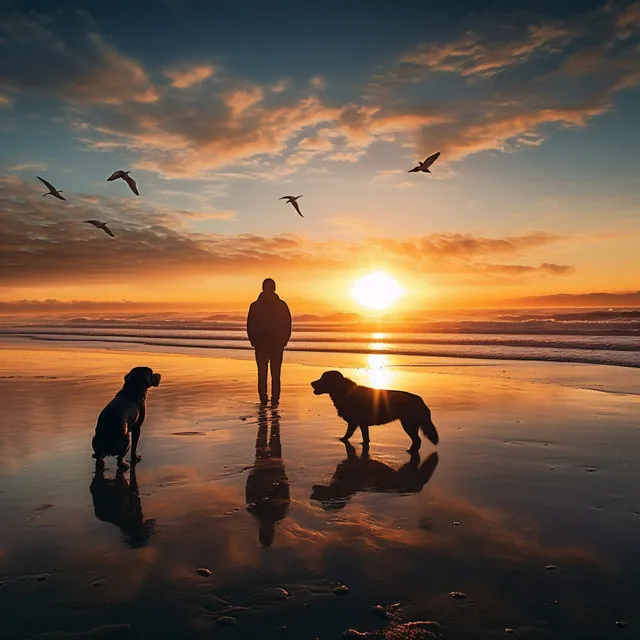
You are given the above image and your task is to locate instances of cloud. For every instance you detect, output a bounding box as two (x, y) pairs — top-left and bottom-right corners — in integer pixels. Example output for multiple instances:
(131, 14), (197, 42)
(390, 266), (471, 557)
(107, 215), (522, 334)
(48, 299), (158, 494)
(328, 150), (366, 162)
(416, 98), (613, 162)
(7, 162), (47, 172)
(271, 79), (289, 93)
(614, 0), (640, 38)
(0, 95), (11, 107)
(309, 75), (326, 90)
(0, 9), (157, 105)
(223, 86), (264, 117)
(0, 178), (580, 290)
(298, 136), (334, 152)
(400, 23), (574, 78)
(508, 290), (640, 307)
(164, 63), (217, 88)
(365, 1), (640, 164)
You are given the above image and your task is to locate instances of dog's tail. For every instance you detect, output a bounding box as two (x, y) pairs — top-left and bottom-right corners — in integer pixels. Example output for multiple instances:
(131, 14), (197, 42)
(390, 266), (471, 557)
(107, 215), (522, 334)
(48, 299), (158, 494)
(419, 403), (439, 446)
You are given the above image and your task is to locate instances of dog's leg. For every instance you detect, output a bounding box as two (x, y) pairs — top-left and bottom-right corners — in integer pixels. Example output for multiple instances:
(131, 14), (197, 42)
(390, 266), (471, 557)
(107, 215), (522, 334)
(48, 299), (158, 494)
(401, 420), (422, 453)
(340, 423), (358, 442)
(131, 426), (142, 463)
(359, 425), (370, 446)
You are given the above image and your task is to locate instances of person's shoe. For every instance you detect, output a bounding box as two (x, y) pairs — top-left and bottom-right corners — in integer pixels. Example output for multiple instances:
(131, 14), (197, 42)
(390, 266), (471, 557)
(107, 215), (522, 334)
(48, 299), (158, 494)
(259, 395), (269, 405)
(271, 396), (280, 407)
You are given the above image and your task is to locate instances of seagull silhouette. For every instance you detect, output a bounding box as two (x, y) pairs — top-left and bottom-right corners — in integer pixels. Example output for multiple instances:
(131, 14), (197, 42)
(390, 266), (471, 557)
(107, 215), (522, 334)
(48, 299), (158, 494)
(84, 220), (115, 238)
(107, 170), (139, 196)
(279, 195), (303, 217)
(37, 176), (66, 201)
(408, 151), (441, 173)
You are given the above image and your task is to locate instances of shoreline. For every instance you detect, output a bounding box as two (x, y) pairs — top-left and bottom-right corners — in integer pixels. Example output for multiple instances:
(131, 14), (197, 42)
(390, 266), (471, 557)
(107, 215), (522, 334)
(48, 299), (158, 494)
(2, 333), (640, 370)
(2, 339), (640, 397)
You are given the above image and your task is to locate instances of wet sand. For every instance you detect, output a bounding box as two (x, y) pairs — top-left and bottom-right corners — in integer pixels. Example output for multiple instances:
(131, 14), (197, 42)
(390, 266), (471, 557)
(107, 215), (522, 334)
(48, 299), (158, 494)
(1, 343), (639, 639)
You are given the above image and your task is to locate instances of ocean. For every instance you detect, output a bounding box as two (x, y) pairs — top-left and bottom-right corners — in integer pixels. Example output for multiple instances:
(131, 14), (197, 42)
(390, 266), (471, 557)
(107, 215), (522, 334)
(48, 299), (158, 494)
(1, 308), (639, 368)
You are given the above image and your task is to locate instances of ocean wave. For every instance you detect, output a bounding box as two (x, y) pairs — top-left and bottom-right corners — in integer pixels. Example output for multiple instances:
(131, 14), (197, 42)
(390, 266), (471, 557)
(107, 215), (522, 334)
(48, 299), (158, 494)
(3, 330), (640, 368)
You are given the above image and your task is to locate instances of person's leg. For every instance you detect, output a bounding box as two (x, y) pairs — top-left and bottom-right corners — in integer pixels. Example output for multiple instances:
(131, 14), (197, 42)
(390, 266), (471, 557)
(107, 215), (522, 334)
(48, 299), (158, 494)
(255, 349), (269, 403)
(269, 349), (283, 403)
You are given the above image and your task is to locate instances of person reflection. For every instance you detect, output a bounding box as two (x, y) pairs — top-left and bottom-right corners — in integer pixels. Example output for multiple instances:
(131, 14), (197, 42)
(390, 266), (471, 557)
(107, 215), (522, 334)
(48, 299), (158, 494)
(311, 442), (438, 510)
(245, 404), (290, 548)
(90, 464), (156, 548)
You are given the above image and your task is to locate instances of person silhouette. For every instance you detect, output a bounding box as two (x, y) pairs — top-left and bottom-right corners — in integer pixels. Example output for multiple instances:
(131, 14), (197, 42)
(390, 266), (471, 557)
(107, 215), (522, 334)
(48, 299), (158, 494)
(245, 405), (290, 548)
(89, 464), (156, 548)
(246, 278), (292, 404)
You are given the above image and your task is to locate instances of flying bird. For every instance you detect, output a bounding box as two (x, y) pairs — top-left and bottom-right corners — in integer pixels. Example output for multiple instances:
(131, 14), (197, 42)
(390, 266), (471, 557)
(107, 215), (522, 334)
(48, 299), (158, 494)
(84, 220), (115, 238)
(107, 170), (139, 196)
(408, 151), (441, 173)
(279, 195), (303, 217)
(37, 176), (66, 201)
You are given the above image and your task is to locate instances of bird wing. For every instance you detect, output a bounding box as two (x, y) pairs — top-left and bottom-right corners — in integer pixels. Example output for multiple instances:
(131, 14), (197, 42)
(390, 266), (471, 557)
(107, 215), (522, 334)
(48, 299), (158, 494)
(423, 151), (440, 168)
(123, 173), (139, 195)
(107, 170), (123, 181)
(37, 176), (56, 191)
(54, 193), (66, 201)
(408, 166), (420, 172)
(291, 200), (303, 217)
(103, 225), (116, 238)
(84, 220), (100, 227)
(279, 196), (291, 201)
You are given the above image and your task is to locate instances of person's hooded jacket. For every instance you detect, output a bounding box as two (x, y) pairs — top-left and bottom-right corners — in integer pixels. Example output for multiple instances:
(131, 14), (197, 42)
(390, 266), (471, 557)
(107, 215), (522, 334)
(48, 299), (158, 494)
(247, 291), (292, 351)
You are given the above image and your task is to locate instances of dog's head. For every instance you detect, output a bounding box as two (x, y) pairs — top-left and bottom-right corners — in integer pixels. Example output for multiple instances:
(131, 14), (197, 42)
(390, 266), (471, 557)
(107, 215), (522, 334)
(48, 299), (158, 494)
(311, 370), (354, 396)
(124, 367), (161, 389)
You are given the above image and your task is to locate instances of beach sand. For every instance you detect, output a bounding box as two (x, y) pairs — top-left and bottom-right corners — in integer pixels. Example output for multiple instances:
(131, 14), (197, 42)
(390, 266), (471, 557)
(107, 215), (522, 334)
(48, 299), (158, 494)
(1, 343), (639, 639)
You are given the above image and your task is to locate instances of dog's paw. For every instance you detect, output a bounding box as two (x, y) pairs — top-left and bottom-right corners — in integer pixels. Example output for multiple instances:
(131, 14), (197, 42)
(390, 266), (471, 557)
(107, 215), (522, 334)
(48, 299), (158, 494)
(339, 436), (350, 443)
(132, 454), (142, 463)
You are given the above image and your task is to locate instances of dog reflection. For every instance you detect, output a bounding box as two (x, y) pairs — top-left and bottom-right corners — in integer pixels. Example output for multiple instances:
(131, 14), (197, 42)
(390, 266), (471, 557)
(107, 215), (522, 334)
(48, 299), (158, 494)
(245, 405), (290, 548)
(90, 464), (156, 548)
(311, 442), (438, 510)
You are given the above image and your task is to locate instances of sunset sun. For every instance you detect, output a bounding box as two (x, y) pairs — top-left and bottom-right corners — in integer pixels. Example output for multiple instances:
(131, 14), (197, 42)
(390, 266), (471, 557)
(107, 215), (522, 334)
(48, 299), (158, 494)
(351, 272), (403, 310)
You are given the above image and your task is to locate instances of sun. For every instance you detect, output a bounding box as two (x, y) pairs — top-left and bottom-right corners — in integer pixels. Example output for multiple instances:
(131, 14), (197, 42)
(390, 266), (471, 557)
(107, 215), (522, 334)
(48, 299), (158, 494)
(351, 272), (403, 310)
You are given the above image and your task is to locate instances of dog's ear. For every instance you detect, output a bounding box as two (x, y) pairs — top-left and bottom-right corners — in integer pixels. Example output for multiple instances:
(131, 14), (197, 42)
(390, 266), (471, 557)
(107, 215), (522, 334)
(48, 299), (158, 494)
(124, 371), (132, 382)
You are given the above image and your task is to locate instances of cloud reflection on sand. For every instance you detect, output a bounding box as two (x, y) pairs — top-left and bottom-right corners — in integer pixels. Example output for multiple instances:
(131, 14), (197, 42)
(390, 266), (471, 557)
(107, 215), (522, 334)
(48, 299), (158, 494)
(1, 345), (639, 638)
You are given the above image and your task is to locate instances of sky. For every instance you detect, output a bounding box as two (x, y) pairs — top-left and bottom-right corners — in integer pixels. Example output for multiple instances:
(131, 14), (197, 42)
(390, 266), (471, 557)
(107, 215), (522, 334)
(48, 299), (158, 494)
(0, 0), (639, 315)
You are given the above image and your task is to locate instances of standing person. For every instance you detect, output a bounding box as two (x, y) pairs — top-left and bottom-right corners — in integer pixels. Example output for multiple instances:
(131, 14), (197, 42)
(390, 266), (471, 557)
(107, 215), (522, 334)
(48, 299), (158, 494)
(247, 278), (292, 404)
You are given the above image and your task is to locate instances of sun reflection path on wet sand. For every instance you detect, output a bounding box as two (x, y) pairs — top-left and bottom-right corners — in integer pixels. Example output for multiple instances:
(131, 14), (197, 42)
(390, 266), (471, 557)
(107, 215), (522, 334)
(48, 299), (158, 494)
(363, 351), (392, 389)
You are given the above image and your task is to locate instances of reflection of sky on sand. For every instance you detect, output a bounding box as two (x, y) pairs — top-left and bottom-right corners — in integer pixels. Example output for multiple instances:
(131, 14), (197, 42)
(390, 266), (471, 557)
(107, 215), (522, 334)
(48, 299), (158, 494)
(1, 346), (640, 638)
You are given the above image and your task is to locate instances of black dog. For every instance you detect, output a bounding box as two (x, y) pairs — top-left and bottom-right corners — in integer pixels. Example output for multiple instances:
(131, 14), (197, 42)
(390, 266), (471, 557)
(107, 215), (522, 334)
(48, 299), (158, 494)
(92, 367), (161, 470)
(311, 442), (439, 510)
(311, 370), (439, 452)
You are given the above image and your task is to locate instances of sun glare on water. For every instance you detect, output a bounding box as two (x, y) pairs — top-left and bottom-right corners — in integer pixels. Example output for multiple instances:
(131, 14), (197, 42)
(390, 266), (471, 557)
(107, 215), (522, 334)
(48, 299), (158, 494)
(351, 272), (403, 310)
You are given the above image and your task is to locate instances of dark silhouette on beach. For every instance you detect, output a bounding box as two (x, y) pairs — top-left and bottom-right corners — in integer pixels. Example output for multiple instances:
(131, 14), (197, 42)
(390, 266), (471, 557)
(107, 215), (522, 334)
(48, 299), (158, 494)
(247, 278), (292, 404)
(245, 404), (290, 548)
(90, 465), (156, 548)
(311, 442), (439, 510)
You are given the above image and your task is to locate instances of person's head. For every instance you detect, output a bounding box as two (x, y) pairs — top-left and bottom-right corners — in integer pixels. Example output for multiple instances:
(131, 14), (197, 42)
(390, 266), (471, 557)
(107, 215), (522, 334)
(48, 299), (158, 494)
(262, 278), (276, 294)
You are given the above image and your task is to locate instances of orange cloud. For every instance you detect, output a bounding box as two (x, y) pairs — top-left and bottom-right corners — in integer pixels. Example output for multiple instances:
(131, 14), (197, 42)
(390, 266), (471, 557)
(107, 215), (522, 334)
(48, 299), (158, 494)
(0, 178), (579, 291)
(164, 63), (217, 88)
(401, 23), (574, 78)
(0, 95), (11, 107)
(223, 86), (265, 117)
